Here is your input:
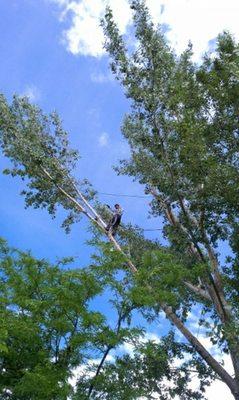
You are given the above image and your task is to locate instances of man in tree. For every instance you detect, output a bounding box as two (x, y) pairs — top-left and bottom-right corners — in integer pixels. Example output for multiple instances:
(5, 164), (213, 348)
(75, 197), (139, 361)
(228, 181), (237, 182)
(105, 203), (123, 236)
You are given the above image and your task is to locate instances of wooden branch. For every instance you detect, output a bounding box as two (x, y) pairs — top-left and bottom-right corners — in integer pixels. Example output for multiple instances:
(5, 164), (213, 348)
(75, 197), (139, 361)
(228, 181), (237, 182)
(72, 180), (107, 229)
(40, 166), (97, 225)
(148, 186), (232, 323)
(173, 192), (232, 322)
(107, 232), (138, 273)
(162, 304), (238, 397)
(147, 123), (230, 319)
(40, 165), (137, 274)
(50, 156), (107, 230)
(87, 345), (113, 398)
(177, 196), (199, 228)
(88, 310), (126, 398)
(177, 194), (224, 292)
(184, 281), (211, 301)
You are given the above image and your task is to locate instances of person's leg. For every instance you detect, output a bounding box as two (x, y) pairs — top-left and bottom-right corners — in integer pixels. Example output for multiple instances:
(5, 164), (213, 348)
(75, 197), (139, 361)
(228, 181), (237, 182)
(106, 215), (117, 232)
(111, 215), (121, 236)
(105, 222), (110, 231)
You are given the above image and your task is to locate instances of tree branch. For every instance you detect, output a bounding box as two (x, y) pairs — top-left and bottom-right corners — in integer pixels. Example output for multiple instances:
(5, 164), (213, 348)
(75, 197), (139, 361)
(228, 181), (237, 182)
(148, 186), (231, 322)
(162, 304), (238, 397)
(88, 310), (127, 398)
(183, 281), (211, 301)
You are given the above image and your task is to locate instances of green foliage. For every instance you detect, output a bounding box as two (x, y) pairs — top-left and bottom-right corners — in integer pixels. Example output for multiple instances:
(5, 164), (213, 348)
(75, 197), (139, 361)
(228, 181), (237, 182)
(73, 332), (212, 400)
(102, 0), (239, 251)
(0, 95), (94, 232)
(101, 0), (239, 396)
(130, 249), (206, 309)
(102, 0), (239, 332)
(1, 0), (239, 398)
(0, 240), (106, 399)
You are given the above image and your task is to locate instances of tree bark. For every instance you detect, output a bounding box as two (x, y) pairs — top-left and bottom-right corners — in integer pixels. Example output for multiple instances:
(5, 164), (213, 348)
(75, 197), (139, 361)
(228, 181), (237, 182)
(183, 281), (211, 301)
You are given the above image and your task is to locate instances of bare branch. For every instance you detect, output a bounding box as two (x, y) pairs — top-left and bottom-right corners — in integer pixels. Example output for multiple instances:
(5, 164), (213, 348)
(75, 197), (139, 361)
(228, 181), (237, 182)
(184, 281), (211, 301)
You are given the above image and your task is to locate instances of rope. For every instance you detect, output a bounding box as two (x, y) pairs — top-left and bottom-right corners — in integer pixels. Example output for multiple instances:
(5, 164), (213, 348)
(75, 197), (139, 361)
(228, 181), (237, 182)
(141, 228), (163, 231)
(98, 192), (149, 199)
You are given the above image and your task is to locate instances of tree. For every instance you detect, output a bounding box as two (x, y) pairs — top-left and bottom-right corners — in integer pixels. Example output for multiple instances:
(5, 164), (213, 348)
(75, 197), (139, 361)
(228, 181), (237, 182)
(0, 237), (106, 399)
(0, 0), (239, 397)
(101, 0), (239, 397)
(1, 238), (206, 400)
(0, 238), (142, 399)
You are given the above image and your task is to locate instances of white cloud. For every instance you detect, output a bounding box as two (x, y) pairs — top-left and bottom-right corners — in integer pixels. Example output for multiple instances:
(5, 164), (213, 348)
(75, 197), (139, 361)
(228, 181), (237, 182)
(133, 329), (234, 400)
(98, 132), (109, 147)
(186, 348), (234, 400)
(160, 349), (234, 400)
(205, 375), (234, 400)
(51, 0), (239, 61)
(51, 0), (131, 57)
(183, 330), (234, 400)
(152, 0), (239, 61)
(21, 85), (41, 102)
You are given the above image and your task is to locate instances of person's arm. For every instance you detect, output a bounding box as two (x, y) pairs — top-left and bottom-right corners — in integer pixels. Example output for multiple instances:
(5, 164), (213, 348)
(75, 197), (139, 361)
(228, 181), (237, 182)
(106, 204), (114, 214)
(119, 207), (124, 216)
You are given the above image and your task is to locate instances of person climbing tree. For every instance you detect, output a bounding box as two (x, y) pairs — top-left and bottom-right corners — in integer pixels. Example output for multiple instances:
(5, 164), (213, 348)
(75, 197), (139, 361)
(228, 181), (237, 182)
(105, 203), (123, 236)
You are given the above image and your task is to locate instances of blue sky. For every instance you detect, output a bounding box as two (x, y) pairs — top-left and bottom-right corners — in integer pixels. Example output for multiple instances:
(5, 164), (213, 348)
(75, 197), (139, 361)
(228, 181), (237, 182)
(0, 0), (165, 371)
(0, 1), (238, 397)
(0, 1), (166, 346)
(1, 0), (239, 262)
(0, 0), (156, 264)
